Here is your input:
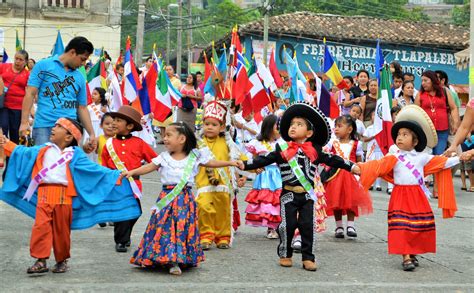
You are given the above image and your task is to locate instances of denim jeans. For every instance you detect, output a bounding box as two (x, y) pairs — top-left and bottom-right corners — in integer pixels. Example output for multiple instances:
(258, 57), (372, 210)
(432, 130), (449, 155)
(32, 127), (53, 145)
(0, 108), (22, 144)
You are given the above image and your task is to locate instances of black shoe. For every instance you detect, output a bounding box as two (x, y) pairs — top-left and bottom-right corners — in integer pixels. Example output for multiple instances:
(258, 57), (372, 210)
(98, 223), (107, 228)
(386, 188), (392, 195)
(335, 227), (344, 239)
(369, 186), (373, 191)
(346, 226), (357, 238)
(115, 243), (127, 253)
(411, 255), (419, 267)
(125, 240), (131, 247)
(376, 187), (382, 191)
(402, 260), (416, 271)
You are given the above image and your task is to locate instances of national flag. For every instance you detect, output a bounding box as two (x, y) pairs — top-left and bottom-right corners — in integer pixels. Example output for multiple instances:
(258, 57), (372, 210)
(51, 30), (64, 56)
(269, 49), (283, 87)
(87, 58), (107, 96)
(77, 66), (92, 104)
(374, 65), (393, 155)
(153, 66), (182, 122)
(323, 39), (349, 90)
(203, 51), (212, 84)
(15, 30), (22, 52)
(283, 50), (299, 102)
(229, 26), (242, 67)
(234, 51), (251, 105)
(2, 48), (12, 63)
(375, 39), (384, 81)
(109, 67), (123, 111)
(256, 59), (277, 92)
(306, 61), (338, 118)
(116, 50), (123, 65)
(123, 37), (142, 103)
(247, 60), (269, 112)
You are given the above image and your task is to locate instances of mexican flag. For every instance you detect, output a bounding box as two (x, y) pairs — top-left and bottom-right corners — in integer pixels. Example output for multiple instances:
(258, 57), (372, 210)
(374, 66), (394, 155)
(87, 58), (107, 95)
(153, 66), (181, 122)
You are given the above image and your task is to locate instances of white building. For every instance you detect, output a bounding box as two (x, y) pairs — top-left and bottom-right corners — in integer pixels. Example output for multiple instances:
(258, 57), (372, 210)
(0, 0), (122, 60)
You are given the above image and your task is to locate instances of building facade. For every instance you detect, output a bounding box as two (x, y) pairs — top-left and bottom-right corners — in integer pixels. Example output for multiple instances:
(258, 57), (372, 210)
(0, 0), (122, 60)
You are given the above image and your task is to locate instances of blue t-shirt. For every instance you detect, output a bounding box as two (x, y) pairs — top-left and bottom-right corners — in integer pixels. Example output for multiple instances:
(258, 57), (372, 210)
(28, 56), (87, 128)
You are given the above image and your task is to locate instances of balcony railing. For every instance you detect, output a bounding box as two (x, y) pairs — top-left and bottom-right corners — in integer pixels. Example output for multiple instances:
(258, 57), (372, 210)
(40, 0), (90, 9)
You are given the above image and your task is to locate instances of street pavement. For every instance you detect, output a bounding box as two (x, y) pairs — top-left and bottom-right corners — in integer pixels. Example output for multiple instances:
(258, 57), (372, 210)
(0, 146), (473, 292)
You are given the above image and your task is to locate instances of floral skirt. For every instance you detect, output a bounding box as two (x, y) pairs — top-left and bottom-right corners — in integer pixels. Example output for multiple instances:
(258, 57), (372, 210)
(130, 186), (204, 267)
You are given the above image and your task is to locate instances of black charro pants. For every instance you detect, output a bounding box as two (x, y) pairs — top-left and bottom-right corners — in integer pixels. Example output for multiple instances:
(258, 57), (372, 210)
(277, 189), (316, 262)
(114, 199), (141, 245)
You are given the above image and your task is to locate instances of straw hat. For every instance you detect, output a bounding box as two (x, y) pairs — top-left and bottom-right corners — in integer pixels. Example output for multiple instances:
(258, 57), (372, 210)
(109, 105), (143, 132)
(280, 101), (331, 146)
(391, 104), (438, 152)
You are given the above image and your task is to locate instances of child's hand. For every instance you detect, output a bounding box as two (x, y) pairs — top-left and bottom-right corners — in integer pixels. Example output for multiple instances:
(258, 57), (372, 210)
(237, 177), (247, 188)
(233, 160), (245, 170)
(460, 150), (473, 161)
(351, 164), (361, 175)
(255, 168), (264, 174)
(0, 133), (9, 147)
(121, 170), (134, 179)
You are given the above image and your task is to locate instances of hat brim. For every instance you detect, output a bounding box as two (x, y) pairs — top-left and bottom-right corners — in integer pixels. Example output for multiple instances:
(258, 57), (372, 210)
(393, 105), (437, 150)
(109, 112), (143, 132)
(280, 101), (331, 146)
(391, 120), (427, 152)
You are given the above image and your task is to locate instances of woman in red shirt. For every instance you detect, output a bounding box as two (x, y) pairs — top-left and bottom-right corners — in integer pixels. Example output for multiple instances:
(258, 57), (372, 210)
(0, 50), (30, 144)
(176, 73), (202, 131)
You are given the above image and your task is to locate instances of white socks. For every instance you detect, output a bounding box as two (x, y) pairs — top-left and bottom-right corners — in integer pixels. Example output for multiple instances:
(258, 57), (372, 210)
(336, 220), (343, 228)
(347, 221), (355, 228)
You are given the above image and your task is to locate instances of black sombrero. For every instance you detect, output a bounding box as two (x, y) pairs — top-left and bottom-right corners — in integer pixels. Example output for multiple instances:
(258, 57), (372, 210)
(391, 105), (437, 152)
(280, 101), (331, 146)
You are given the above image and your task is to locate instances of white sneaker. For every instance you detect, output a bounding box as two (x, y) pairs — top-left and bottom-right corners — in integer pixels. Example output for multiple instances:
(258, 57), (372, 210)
(291, 236), (302, 252)
(266, 229), (279, 239)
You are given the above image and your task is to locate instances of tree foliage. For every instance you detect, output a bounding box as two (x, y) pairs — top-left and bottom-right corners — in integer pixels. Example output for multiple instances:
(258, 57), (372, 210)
(452, 0), (470, 27)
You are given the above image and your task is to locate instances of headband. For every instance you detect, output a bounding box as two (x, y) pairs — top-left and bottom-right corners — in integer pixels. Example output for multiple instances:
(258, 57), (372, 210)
(56, 118), (82, 143)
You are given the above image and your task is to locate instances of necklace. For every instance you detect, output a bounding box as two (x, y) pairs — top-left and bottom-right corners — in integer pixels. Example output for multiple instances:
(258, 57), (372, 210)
(427, 93), (436, 113)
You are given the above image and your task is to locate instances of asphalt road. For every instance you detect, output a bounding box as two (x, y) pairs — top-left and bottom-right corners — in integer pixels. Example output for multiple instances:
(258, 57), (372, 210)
(0, 149), (473, 292)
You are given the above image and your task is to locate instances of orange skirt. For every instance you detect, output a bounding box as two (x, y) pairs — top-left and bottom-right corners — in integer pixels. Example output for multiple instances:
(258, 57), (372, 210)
(388, 185), (436, 255)
(324, 170), (372, 217)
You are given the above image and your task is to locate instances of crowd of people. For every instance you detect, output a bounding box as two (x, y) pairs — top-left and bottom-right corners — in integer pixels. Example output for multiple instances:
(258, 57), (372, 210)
(0, 36), (471, 276)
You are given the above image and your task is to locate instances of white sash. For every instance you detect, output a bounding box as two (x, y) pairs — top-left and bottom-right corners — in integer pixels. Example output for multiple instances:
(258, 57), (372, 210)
(105, 138), (143, 199)
(395, 152), (432, 199)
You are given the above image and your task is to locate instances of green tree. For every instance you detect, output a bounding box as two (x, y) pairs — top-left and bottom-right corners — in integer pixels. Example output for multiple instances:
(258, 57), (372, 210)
(452, 0), (470, 27)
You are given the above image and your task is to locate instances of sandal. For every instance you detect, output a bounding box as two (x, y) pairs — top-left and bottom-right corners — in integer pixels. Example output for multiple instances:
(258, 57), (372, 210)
(402, 259), (415, 271)
(410, 255), (419, 267)
(169, 264), (182, 276)
(51, 260), (69, 273)
(468, 187), (474, 193)
(27, 259), (49, 274)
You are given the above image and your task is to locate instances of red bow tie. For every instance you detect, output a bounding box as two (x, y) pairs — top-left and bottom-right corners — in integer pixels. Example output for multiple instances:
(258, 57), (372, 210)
(281, 141), (317, 162)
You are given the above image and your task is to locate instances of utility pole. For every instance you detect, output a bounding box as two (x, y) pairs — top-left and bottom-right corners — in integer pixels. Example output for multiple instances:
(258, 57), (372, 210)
(470, 1), (474, 100)
(262, 0), (270, 66)
(135, 0), (146, 64)
(23, 0), (27, 48)
(176, 0), (183, 78)
(187, 0), (193, 73)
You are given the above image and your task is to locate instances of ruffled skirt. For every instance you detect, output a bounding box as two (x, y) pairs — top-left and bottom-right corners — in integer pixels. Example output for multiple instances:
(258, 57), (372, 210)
(244, 165), (282, 229)
(324, 170), (373, 217)
(388, 185), (436, 254)
(130, 186), (204, 267)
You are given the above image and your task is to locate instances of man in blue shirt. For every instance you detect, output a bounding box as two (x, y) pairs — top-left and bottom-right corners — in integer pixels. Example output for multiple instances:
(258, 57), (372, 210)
(19, 37), (96, 149)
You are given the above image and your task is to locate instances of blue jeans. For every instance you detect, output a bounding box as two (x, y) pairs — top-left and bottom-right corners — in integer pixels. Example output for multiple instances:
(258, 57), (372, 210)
(432, 130), (449, 155)
(0, 108), (22, 144)
(32, 127), (53, 145)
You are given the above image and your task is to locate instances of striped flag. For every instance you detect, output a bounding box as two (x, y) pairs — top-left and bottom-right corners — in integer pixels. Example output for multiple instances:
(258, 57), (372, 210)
(374, 65), (393, 155)
(323, 39), (348, 90)
(2, 48), (12, 63)
(123, 37), (142, 103)
(153, 66), (182, 122)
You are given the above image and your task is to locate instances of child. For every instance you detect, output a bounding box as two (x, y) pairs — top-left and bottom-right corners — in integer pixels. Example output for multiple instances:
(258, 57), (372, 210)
(349, 104), (365, 137)
(244, 114), (282, 239)
(126, 122), (240, 275)
(0, 118), (141, 274)
(240, 101), (360, 271)
(195, 100), (243, 250)
(87, 87), (108, 140)
(323, 115), (372, 238)
(234, 110), (260, 144)
(101, 105), (158, 253)
(357, 105), (459, 271)
(363, 110), (384, 191)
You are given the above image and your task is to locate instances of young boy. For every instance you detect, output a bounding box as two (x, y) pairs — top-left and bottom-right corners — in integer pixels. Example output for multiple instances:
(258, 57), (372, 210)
(0, 118), (141, 274)
(101, 106), (158, 253)
(196, 100), (242, 250)
(239, 101), (360, 271)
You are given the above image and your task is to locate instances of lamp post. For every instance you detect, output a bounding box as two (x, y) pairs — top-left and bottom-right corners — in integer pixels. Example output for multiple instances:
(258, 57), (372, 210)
(166, 3), (179, 65)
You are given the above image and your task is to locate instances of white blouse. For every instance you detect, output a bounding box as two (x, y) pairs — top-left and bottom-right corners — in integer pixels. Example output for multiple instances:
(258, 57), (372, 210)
(41, 143), (74, 185)
(151, 148), (212, 185)
(392, 150), (459, 185)
(326, 139), (363, 160)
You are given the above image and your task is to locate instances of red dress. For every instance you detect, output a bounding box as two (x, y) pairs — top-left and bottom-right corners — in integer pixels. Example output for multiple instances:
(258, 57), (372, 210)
(324, 140), (373, 217)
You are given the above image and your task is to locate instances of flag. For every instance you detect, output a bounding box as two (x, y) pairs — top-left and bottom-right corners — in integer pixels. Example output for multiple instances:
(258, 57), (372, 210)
(77, 66), (92, 104)
(203, 51), (212, 84)
(375, 39), (384, 81)
(323, 39), (348, 90)
(247, 60), (269, 112)
(123, 37), (142, 103)
(256, 59), (277, 92)
(306, 61), (338, 118)
(87, 59), (107, 96)
(116, 50), (123, 65)
(283, 50), (299, 102)
(15, 30), (22, 52)
(374, 66), (393, 155)
(52, 30), (64, 56)
(2, 48), (12, 63)
(269, 49), (283, 87)
(229, 26), (242, 67)
(109, 68), (123, 111)
(234, 52), (251, 105)
(153, 66), (182, 122)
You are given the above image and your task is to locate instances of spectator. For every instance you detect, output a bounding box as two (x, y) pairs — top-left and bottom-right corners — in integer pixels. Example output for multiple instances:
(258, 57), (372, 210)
(394, 80), (415, 108)
(27, 58), (36, 70)
(177, 73), (202, 130)
(19, 36), (96, 149)
(0, 50), (30, 144)
(351, 69), (370, 100)
(337, 76), (354, 115)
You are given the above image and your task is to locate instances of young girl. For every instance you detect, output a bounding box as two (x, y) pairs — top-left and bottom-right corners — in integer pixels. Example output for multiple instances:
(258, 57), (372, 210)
(323, 115), (372, 238)
(244, 114), (282, 239)
(357, 105), (459, 271)
(126, 122), (240, 275)
(88, 87), (109, 139)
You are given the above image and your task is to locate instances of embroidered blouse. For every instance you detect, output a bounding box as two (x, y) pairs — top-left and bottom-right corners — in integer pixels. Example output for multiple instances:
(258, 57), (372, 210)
(152, 148), (212, 185)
